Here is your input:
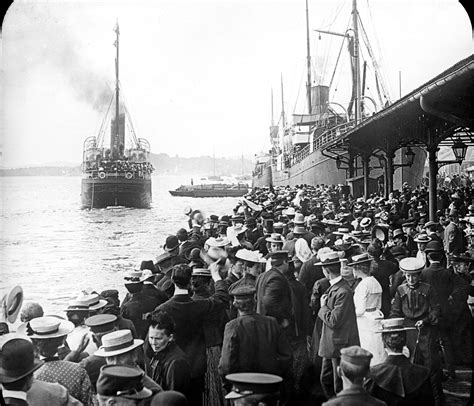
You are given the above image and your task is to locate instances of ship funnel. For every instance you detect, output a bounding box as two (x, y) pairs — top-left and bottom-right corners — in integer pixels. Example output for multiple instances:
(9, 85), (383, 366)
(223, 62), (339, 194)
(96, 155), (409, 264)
(111, 113), (126, 158)
(310, 85), (329, 114)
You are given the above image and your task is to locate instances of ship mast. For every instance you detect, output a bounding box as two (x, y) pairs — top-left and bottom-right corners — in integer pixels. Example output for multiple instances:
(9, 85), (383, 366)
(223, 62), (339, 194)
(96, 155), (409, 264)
(271, 88), (274, 126)
(280, 74), (286, 128)
(112, 22), (120, 157)
(352, 0), (361, 124)
(305, 0), (312, 115)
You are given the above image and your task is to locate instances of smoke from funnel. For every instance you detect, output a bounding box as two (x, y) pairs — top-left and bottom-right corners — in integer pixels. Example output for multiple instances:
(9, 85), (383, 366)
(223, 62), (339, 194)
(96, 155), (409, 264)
(4, 2), (113, 112)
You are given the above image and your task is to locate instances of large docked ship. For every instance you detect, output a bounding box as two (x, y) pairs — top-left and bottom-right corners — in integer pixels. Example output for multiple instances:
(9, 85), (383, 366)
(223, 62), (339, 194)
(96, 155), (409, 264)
(81, 24), (154, 209)
(252, 0), (426, 192)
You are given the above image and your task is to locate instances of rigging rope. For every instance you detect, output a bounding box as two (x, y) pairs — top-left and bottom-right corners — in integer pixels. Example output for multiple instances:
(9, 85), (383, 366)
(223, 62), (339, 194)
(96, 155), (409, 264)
(97, 91), (115, 148)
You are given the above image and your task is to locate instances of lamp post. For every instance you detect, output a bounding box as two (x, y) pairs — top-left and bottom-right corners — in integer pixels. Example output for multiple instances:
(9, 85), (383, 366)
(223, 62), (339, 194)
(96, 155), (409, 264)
(437, 137), (468, 169)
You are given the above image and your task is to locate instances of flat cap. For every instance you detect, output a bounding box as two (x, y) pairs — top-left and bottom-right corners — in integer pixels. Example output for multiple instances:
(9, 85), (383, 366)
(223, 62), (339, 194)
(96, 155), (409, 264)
(340, 345), (372, 367)
(85, 314), (117, 334)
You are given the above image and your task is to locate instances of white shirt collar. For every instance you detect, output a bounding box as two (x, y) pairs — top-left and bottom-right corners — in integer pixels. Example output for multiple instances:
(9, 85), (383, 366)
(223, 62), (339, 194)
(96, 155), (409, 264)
(1, 389), (28, 401)
(329, 275), (342, 286)
(385, 350), (406, 357)
(173, 287), (189, 296)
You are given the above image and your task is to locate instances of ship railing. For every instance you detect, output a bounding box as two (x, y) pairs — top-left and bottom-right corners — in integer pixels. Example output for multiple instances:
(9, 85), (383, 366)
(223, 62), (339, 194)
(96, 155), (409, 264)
(313, 121), (355, 150)
(291, 144), (311, 165)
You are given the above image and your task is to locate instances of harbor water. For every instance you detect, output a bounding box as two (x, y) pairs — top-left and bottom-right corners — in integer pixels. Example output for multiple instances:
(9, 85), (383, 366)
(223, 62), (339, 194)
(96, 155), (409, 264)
(1, 175), (241, 317)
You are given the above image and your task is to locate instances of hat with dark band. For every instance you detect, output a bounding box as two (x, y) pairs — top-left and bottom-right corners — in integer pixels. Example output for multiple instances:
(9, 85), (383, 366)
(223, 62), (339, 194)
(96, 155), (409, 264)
(97, 365), (153, 400)
(377, 318), (416, 333)
(413, 233), (430, 243)
(225, 373), (283, 400)
(191, 268), (211, 277)
(95, 329), (143, 357)
(347, 253), (373, 267)
(314, 251), (341, 266)
(66, 293), (108, 312)
(17, 316), (74, 339)
(266, 233), (284, 244)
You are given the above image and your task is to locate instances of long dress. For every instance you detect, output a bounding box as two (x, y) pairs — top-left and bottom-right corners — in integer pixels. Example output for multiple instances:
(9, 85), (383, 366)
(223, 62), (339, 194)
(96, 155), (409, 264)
(353, 275), (386, 366)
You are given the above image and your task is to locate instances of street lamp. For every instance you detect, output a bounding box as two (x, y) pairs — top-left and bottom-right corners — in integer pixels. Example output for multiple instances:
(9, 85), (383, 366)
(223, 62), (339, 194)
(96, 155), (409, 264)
(393, 146), (415, 169)
(452, 138), (467, 161)
(405, 147), (415, 167)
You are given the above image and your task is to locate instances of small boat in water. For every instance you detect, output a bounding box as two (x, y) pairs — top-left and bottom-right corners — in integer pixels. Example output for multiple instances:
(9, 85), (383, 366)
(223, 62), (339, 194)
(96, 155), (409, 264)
(81, 23), (154, 209)
(169, 183), (249, 198)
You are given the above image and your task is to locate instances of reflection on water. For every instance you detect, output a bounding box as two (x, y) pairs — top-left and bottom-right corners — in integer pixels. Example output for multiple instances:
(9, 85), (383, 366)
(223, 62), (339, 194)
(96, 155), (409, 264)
(1, 175), (241, 314)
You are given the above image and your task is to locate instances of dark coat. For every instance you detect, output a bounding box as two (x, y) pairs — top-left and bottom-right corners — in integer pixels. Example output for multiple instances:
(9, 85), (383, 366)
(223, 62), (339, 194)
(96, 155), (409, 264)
(317, 277), (360, 359)
(255, 268), (293, 324)
(298, 255), (324, 298)
(443, 221), (464, 255)
(286, 274), (311, 338)
(155, 280), (229, 378)
(370, 258), (398, 317)
(145, 342), (191, 397)
(78, 354), (107, 389)
(121, 291), (158, 339)
(322, 386), (386, 406)
(421, 263), (463, 326)
(218, 313), (292, 379)
(365, 354), (434, 406)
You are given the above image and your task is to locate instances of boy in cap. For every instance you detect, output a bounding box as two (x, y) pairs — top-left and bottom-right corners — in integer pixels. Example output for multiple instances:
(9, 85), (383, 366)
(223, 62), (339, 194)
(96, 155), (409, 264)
(322, 346), (385, 406)
(365, 318), (435, 405)
(96, 365), (153, 405)
(390, 257), (444, 405)
(219, 286), (292, 385)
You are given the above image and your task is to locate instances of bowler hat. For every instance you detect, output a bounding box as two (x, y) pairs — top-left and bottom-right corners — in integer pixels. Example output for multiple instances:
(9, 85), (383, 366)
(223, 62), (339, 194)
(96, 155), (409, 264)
(97, 365), (153, 400)
(0, 335), (44, 383)
(164, 235), (180, 252)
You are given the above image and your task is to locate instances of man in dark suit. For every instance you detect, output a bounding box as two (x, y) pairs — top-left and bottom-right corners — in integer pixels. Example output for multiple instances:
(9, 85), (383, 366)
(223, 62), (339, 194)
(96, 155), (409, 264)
(317, 250), (360, 399)
(422, 242), (464, 379)
(365, 318), (435, 405)
(322, 346), (385, 406)
(255, 250), (293, 330)
(152, 263), (229, 406)
(443, 209), (464, 260)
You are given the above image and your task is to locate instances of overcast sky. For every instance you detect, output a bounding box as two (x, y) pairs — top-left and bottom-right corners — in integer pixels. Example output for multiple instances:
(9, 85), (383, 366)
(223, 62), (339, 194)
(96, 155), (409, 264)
(1, 0), (472, 167)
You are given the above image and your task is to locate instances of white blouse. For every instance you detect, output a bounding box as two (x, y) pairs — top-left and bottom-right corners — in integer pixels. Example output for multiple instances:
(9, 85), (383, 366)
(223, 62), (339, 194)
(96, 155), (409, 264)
(353, 276), (383, 317)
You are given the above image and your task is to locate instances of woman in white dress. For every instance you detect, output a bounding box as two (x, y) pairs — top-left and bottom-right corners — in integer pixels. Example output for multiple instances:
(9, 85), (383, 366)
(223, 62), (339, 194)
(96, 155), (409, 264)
(348, 253), (386, 365)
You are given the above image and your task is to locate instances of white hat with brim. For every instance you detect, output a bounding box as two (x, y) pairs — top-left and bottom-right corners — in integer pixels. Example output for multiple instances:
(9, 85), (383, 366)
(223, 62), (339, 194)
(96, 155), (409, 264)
(66, 293), (108, 311)
(206, 237), (231, 247)
(236, 249), (266, 263)
(314, 251), (342, 266)
(17, 316), (74, 339)
(399, 257), (425, 273)
(95, 330), (144, 357)
(140, 269), (154, 282)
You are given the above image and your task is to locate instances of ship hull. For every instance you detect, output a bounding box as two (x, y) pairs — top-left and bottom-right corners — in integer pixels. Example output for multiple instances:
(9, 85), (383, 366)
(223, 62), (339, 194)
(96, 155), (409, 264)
(81, 178), (152, 209)
(169, 188), (248, 198)
(252, 147), (426, 194)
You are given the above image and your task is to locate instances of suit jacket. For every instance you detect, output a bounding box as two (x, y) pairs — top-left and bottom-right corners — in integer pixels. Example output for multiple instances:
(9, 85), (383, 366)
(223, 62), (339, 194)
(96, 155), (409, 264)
(365, 354), (434, 406)
(318, 278), (359, 359)
(155, 280), (229, 378)
(298, 255), (324, 298)
(28, 380), (83, 406)
(218, 313), (292, 379)
(322, 386), (386, 406)
(255, 268), (293, 324)
(443, 221), (463, 254)
(79, 354), (107, 390)
(121, 291), (159, 339)
(370, 258), (398, 317)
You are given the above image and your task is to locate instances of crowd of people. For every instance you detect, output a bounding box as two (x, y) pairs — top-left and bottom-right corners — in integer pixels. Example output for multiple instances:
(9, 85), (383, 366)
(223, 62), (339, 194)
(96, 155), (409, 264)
(1, 181), (473, 406)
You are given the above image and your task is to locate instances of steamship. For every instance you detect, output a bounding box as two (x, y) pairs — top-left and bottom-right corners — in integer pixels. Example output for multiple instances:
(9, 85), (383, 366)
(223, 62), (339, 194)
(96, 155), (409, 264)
(252, 0), (426, 192)
(81, 24), (153, 209)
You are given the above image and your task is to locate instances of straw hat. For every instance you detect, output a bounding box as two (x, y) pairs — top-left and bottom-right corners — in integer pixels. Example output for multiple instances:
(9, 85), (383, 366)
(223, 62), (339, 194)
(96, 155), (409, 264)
(236, 249), (265, 263)
(17, 316), (74, 339)
(95, 329), (144, 357)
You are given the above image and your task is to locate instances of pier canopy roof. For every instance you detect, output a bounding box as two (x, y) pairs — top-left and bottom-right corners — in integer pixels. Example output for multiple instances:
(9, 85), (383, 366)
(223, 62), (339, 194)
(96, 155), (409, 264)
(325, 54), (474, 157)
